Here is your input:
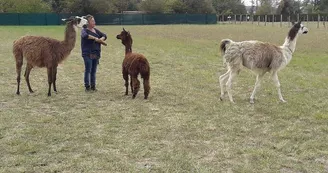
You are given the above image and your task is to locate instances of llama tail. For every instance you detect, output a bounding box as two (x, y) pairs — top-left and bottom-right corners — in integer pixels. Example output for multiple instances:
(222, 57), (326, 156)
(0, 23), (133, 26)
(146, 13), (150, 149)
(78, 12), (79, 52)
(220, 39), (233, 65)
(220, 39), (233, 55)
(139, 59), (150, 80)
(13, 40), (23, 68)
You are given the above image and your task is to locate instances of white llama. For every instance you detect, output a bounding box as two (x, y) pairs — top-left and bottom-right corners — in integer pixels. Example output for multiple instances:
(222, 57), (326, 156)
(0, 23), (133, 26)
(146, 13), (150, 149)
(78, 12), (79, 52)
(219, 21), (308, 103)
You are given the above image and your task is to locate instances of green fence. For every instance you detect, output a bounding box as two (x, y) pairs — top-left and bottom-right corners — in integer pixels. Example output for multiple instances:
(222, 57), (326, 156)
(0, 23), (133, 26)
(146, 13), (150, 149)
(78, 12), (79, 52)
(0, 13), (217, 25)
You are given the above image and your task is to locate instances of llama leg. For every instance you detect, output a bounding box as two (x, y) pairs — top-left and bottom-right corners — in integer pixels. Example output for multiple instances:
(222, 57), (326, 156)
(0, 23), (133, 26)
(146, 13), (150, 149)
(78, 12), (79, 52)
(47, 67), (53, 96)
(131, 77), (140, 99)
(130, 79), (133, 93)
(272, 72), (286, 103)
(226, 70), (237, 103)
(15, 59), (23, 95)
(53, 65), (58, 93)
(219, 69), (230, 101)
(250, 73), (265, 104)
(123, 70), (129, 95)
(24, 63), (34, 93)
(143, 76), (150, 99)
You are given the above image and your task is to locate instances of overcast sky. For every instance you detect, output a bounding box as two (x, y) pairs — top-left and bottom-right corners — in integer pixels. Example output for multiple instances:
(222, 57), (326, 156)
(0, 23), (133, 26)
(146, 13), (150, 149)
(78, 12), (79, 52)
(244, 0), (252, 6)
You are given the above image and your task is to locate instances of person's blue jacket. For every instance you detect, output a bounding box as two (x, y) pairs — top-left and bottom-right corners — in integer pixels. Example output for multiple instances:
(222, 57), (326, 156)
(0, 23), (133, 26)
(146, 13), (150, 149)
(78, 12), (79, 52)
(81, 28), (107, 57)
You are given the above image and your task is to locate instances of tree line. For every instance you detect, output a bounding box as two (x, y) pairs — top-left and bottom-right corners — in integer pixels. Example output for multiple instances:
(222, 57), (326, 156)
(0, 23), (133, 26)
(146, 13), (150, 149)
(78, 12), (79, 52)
(1, 0), (328, 15)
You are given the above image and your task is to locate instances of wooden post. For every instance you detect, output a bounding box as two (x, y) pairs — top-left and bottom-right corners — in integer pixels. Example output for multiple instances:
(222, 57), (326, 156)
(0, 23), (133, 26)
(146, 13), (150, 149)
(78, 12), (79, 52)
(307, 14), (309, 26)
(257, 16), (260, 25)
(251, 15), (254, 24)
(288, 16), (291, 27)
(265, 15), (267, 26)
(318, 14), (320, 28)
(280, 14), (282, 27)
(324, 16), (326, 28)
(240, 14), (242, 24)
(234, 14), (237, 24)
(272, 14), (274, 26)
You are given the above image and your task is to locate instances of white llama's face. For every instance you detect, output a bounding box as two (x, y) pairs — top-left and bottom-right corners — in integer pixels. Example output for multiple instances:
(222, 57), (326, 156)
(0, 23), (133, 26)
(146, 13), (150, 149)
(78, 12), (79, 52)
(299, 24), (308, 34)
(75, 16), (88, 28)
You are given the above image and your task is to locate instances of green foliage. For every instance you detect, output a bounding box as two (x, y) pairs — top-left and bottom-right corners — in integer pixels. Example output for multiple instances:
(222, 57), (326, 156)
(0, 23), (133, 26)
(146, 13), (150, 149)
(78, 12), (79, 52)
(140, 0), (167, 13)
(256, 0), (275, 15)
(212, 0), (246, 14)
(0, 0), (51, 13)
(276, 0), (302, 15)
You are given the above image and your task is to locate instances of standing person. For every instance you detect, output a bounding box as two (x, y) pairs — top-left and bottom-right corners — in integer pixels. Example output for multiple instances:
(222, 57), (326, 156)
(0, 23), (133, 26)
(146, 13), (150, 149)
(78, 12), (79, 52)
(81, 14), (107, 92)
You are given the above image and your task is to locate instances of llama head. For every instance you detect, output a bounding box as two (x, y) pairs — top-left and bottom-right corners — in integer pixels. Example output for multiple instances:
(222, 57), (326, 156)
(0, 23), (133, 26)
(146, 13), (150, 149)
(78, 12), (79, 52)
(61, 16), (88, 28)
(288, 21), (308, 41)
(116, 28), (133, 46)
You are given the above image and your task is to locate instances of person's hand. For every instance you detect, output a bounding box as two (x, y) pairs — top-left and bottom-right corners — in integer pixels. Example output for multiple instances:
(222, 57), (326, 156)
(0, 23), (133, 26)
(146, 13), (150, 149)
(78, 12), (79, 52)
(95, 38), (107, 46)
(100, 37), (105, 41)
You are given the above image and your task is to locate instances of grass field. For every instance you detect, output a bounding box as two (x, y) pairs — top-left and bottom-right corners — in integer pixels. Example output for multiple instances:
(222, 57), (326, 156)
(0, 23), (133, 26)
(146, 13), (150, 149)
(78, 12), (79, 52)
(0, 23), (328, 172)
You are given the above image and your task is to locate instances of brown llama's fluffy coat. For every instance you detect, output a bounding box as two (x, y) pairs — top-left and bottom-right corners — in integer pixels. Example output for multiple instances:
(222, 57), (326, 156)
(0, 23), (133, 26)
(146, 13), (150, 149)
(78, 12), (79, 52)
(13, 16), (84, 96)
(116, 28), (150, 99)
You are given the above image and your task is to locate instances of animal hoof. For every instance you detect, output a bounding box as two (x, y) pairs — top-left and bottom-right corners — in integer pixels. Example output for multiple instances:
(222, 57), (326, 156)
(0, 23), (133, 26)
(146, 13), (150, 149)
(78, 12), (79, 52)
(250, 100), (254, 104)
(16, 92), (20, 95)
(219, 97), (223, 101)
(30, 90), (34, 93)
(280, 99), (287, 103)
(48, 93), (51, 97)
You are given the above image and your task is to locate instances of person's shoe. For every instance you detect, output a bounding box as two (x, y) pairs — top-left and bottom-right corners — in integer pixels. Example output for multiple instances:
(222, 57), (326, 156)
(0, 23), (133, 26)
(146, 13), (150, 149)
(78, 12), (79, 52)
(85, 85), (91, 92)
(91, 85), (97, 92)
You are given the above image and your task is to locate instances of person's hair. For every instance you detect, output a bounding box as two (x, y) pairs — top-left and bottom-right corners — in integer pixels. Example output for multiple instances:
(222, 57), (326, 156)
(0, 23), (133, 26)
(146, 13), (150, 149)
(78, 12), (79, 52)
(85, 14), (94, 22)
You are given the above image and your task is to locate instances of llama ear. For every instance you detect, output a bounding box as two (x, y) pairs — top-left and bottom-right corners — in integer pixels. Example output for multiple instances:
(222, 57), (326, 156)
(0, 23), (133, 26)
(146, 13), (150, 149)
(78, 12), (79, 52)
(291, 21), (295, 25)
(123, 28), (126, 32)
(62, 19), (67, 22)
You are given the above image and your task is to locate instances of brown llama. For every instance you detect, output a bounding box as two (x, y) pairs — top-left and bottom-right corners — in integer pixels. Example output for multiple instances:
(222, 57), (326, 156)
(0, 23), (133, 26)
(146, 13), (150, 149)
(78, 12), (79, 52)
(116, 28), (150, 99)
(13, 16), (87, 96)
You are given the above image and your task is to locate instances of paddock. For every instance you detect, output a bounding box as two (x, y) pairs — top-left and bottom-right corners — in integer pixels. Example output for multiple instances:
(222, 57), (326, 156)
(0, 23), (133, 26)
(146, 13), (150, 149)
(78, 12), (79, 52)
(0, 24), (327, 172)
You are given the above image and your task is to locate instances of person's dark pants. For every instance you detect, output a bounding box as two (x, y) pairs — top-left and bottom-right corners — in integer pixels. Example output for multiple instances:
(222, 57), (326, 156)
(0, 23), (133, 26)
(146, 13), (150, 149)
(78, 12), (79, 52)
(83, 56), (98, 90)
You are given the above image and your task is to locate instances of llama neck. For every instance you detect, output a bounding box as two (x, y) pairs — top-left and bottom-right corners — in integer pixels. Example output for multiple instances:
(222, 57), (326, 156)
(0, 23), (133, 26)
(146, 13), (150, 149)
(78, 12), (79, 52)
(125, 45), (132, 56)
(63, 24), (77, 51)
(281, 34), (298, 64)
(282, 34), (298, 54)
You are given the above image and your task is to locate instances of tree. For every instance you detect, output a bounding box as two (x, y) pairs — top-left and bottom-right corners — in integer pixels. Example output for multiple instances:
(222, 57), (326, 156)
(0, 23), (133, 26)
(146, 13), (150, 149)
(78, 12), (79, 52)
(212, 0), (246, 14)
(140, 0), (166, 13)
(0, 0), (51, 12)
(256, 0), (275, 14)
(276, 0), (302, 15)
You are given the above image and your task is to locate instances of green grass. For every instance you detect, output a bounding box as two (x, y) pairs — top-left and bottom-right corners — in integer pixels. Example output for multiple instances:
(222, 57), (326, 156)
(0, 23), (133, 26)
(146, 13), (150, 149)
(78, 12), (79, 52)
(0, 23), (328, 172)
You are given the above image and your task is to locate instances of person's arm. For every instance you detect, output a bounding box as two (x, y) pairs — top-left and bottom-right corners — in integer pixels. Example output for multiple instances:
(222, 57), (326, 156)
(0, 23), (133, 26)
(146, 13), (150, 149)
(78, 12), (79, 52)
(81, 28), (103, 43)
(96, 28), (107, 41)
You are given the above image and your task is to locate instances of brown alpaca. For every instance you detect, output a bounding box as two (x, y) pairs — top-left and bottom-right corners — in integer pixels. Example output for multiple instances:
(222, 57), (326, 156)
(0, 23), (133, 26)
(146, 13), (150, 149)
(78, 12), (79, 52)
(13, 16), (87, 96)
(116, 28), (150, 99)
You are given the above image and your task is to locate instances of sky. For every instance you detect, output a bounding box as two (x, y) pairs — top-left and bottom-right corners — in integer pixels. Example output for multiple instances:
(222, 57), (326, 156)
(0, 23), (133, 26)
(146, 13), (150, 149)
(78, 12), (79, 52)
(244, 0), (252, 6)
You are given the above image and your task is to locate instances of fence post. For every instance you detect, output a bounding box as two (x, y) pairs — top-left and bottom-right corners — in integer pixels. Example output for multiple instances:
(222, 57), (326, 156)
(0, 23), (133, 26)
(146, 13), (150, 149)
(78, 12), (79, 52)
(240, 14), (242, 24)
(297, 13), (300, 21)
(318, 14), (320, 28)
(257, 16), (260, 25)
(18, 13), (21, 25)
(234, 14), (236, 24)
(280, 14), (282, 27)
(272, 14), (274, 26)
(205, 13), (208, 24)
(324, 16), (326, 28)
(265, 15), (267, 26)
(288, 16), (290, 27)
(307, 14), (309, 26)
(251, 15), (254, 24)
